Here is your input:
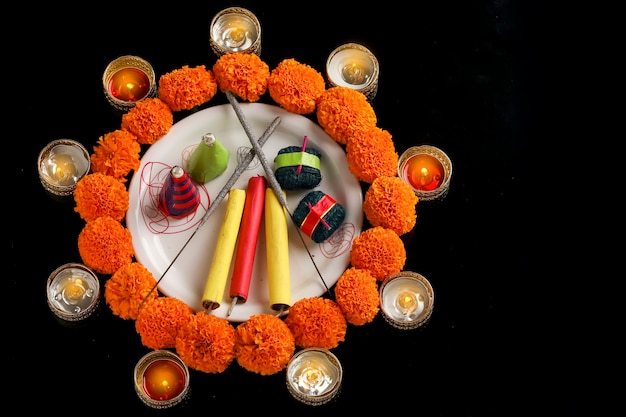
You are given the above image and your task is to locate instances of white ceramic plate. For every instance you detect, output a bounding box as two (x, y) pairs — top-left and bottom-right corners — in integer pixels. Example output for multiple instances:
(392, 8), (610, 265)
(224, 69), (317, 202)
(126, 103), (363, 322)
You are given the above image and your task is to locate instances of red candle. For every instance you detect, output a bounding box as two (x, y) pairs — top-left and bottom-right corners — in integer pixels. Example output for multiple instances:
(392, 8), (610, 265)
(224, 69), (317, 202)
(107, 67), (151, 102)
(142, 358), (187, 401)
(228, 175), (266, 314)
(402, 153), (445, 191)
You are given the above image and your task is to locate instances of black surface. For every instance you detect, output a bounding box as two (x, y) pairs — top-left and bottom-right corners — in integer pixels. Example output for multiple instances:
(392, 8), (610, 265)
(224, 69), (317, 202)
(9, 1), (557, 415)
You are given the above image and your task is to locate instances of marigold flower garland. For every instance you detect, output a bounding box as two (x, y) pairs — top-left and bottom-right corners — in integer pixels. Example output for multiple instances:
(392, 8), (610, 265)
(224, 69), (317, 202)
(135, 296), (194, 350)
(77, 215), (134, 275)
(70, 52), (422, 385)
(176, 312), (236, 373)
(363, 175), (418, 235)
(74, 172), (129, 222)
(157, 65), (218, 111)
(267, 58), (326, 114)
(346, 125), (398, 183)
(334, 267), (380, 326)
(104, 261), (158, 320)
(284, 297), (347, 349)
(121, 97), (174, 145)
(213, 52), (270, 102)
(235, 314), (295, 375)
(349, 226), (407, 281)
(316, 86), (378, 145)
(89, 129), (140, 182)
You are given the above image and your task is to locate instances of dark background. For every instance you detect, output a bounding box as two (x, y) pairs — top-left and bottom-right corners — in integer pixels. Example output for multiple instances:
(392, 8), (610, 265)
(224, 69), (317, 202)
(8, 1), (561, 415)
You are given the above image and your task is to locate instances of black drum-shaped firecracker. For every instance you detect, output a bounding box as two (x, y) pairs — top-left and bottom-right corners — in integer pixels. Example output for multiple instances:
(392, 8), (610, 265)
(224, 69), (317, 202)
(273, 145), (322, 190)
(292, 190), (345, 243)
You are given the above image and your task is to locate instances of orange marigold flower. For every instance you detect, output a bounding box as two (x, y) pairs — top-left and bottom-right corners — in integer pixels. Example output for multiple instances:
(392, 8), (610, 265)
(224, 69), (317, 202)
(121, 97), (173, 145)
(135, 297), (194, 350)
(73, 172), (129, 222)
(176, 312), (236, 373)
(104, 261), (158, 320)
(284, 297), (347, 349)
(90, 129), (141, 182)
(334, 267), (380, 326)
(157, 65), (218, 112)
(346, 126), (398, 183)
(268, 58), (326, 114)
(315, 86), (377, 145)
(77, 216), (134, 275)
(212, 52), (270, 102)
(363, 176), (418, 235)
(235, 314), (295, 375)
(350, 226), (406, 281)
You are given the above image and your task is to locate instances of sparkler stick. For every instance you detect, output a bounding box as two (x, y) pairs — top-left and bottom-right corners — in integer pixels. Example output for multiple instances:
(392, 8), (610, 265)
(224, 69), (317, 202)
(225, 91), (330, 297)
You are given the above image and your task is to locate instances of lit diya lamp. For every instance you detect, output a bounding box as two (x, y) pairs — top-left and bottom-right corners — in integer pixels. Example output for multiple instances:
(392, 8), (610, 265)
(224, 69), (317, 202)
(102, 55), (156, 111)
(398, 145), (452, 201)
(379, 271), (434, 330)
(286, 347), (343, 406)
(326, 43), (379, 101)
(46, 263), (100, 322)
(38, 139), (90, 198)
(133, 350), (190, 409)
(209, 7), (261, 56)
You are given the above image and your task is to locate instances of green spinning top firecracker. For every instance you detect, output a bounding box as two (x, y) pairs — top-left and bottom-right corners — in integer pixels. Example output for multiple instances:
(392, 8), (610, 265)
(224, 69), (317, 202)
(187, 132), (230, 183)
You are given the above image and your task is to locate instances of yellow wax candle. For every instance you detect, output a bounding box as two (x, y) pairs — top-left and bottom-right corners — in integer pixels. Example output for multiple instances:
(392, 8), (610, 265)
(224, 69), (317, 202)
(265, 188), (291, 312)
(201, 188), (246, 310)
